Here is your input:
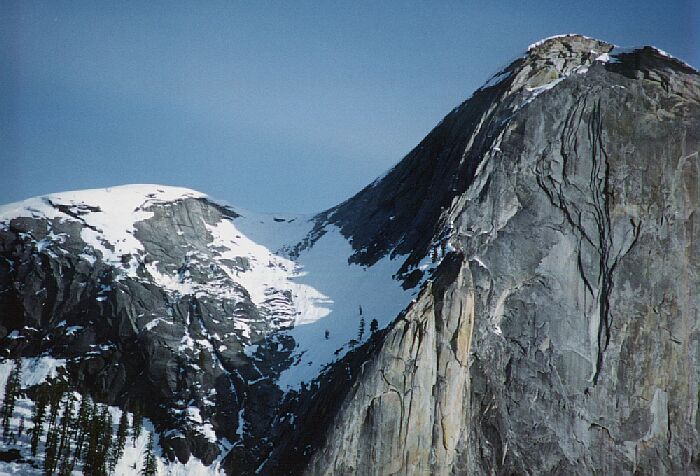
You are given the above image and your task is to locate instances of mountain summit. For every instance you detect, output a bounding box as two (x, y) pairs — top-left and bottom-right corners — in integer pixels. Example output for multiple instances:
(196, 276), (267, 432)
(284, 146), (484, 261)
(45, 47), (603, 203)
(1, 35), (699, 475)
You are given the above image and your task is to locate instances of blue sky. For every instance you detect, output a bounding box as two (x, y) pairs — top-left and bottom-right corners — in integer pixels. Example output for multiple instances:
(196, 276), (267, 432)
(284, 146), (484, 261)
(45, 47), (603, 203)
(2, 1), (698, 213)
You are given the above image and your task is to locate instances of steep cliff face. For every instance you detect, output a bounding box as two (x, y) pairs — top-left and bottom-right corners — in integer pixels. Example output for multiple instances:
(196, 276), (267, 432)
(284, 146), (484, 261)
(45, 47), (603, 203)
(303, 253), (474, 475)
(0, 34), (698, 475)
(303, 35), (700, 475)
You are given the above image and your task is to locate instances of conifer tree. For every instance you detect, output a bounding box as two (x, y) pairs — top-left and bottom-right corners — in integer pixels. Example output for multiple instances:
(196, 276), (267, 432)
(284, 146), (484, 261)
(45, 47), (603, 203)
(1, 358), (22, 440)
(82, 403), (101, 475)
(17, 415), (25, 440)
(57, 393), (75, 466)
(46, 384), (64, 436)
(108, 447), (118, 474)
(358, 317), (365, 341)
(31, 385), (50, 457)
(141, 432), (157, 476)
(73, 394), (91, 461)
(57, 443), (76, 476)
(11, 356), (21, 391)
(44, 422), (60, 476)
(97, 408), (113, 476)
(131, 404), (143, 447)
(57, 395), (77, 476)
(370, 318), (379, 334)
(110, 409), (129, 472)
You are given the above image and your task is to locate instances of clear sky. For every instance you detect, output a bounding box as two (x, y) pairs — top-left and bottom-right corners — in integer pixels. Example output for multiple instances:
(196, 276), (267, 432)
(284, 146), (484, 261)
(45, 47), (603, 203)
(2, 1), (698, 213)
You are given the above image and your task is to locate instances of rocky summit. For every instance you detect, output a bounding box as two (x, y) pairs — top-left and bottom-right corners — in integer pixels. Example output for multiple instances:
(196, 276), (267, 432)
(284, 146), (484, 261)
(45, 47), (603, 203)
(0, 34), (699, 475)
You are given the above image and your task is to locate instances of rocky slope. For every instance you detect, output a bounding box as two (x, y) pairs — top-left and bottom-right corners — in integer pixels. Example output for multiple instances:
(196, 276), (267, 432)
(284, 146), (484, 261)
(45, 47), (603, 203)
(1, 34), (699, 475)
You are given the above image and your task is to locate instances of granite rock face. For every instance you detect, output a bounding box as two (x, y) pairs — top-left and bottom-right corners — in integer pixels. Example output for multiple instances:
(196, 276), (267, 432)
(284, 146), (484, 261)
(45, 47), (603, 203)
(304, 35), (700, 475)
(1, 35), (699, 475)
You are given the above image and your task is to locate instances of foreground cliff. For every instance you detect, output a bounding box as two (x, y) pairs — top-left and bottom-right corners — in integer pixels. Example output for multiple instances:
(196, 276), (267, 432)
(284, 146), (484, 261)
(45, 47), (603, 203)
(1, 35), (699, 475)
(302, 35), (700, 475)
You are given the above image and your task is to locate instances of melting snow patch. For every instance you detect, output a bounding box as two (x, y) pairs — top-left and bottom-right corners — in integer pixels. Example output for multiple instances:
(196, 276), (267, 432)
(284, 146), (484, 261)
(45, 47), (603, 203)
(65, 326), (83, 336)
(526, 76), (566, 96)
(236, 408), (246, 439)
(595, 52), (610, 63)
(481, 69), (512, 89)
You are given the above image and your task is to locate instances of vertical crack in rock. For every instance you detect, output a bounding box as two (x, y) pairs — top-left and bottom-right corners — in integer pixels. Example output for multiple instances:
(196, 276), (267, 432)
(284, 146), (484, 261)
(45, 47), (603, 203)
(537, 96), (642, 386)
(588, 98), (615, 385)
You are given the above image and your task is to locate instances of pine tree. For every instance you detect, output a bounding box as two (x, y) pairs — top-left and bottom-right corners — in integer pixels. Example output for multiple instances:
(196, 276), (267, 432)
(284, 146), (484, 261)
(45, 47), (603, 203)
(97, 408), (112, 476)
(370, 318), (379, 334)
(358, 317), (365, 341)
(57, 395), (77, 476)
(110, 409), (129, 473)
(57, 393), (75, 467)
(44, 421), (60, 476)
(141, 432), (157, 476)
(31, 385), (50, 457)
(1, 357), (22, 440)
(324, 330), (329, 340)
(131, 404), (143, 447)
(73, 394), (91, 461)
(82, 403), (113, 476)
(82, 402), (101, 475)
(46, 384), (64, 437)
(57, 443), (76, 476)
(11, 356), (21, 388)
